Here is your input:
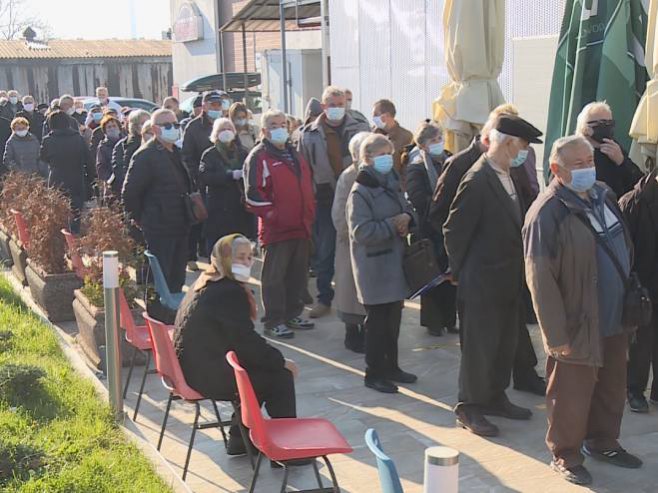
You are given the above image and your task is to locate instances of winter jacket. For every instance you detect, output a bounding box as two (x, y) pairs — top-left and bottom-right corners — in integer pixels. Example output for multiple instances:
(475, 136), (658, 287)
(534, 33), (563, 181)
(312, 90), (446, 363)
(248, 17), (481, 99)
(298, 113), (370, 196)
(331, 165), (366, 321)
(122, 139), (193, 236)
(42, 112), (78, 137)
(244, 139), (315, 246)
(15, 110), (44, 142)
(347, 165), (415, 305)
(40, 127), (91, 200)
(523, 180), (633, 367)
(0, 101), (22, 120)
(199, 142), (254, 243)
(96, 136), (120, 182)
(594, 144), (642, 198)
(174, 278), (285, 400)
(0, 117), (10, 173)
(3, 132), (45, 176)
(181, 113), (214, 187)
(619, 171), (658, 302)
(111, 135), (142, 195)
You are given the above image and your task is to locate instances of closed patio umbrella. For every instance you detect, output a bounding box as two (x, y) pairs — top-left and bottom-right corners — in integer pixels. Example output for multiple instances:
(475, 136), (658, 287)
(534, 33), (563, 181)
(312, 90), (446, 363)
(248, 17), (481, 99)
(432, 0), (506, 154)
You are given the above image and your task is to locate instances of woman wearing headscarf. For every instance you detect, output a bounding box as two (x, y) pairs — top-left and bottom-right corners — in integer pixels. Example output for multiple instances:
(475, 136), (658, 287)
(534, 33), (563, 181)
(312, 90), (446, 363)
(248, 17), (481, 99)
(406, 120), (457, 337)
(332, 131), (370, 353)
(174, 234), (299, 454)
(199, 118), (256, 249)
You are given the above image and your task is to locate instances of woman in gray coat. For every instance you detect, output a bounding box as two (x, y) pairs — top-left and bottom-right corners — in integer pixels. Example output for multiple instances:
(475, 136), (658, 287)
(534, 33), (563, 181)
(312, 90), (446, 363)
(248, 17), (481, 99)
(3, 116), (45, 177)
(347, 133), (417, 394)
(332, 131), (370, 353)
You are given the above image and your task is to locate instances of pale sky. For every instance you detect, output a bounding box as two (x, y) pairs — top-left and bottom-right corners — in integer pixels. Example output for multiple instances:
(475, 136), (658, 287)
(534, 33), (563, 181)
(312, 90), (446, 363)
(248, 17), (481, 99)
(25, 0), (171, 39)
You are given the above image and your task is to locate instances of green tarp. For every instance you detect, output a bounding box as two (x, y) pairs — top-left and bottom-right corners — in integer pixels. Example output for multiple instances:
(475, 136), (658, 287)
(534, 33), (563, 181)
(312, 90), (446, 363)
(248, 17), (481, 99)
(543, 0), (648, 182)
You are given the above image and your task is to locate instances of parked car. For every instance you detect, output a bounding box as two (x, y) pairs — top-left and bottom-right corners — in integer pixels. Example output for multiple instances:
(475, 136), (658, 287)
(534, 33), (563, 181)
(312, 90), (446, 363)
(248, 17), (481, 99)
(75, 97), (159, 113)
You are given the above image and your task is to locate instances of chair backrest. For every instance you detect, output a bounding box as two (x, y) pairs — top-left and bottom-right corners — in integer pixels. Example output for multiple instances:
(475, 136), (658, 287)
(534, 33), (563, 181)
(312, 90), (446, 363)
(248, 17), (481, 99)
(365, 429), (404, 493)
(225, 351), (267, 446)
(118, 288), (140, 343)
(10, 209), (30, 249)
(61, 228), (86, 279)
(143, 312), (201, 400)
(144, 250), (176, 306)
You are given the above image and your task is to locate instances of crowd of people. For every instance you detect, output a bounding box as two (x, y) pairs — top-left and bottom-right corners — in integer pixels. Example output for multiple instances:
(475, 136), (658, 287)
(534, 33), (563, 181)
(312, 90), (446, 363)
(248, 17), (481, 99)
(1, 82), (655, 486)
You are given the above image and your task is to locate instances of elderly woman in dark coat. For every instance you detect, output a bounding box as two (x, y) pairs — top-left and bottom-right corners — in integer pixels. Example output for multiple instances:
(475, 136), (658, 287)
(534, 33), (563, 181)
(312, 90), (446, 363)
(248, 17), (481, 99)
(174, 234), (299, 454)
(199, 118), (255, 250)
(347, 133), (417, 394)
(406, 121), (457, 337)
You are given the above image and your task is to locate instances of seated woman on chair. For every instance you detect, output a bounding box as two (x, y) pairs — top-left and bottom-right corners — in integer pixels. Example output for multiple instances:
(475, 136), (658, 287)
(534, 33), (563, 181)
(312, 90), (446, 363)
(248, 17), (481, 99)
(173, 234), (299, 454)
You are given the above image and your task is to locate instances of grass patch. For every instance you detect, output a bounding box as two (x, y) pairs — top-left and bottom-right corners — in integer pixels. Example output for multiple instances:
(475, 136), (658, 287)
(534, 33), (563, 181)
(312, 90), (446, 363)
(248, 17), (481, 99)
(0, 276), (171, 492)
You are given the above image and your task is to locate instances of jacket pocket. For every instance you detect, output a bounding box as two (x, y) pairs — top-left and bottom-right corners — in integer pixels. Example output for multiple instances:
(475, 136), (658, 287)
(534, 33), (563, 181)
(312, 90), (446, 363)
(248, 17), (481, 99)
(565, 313), (591, 361)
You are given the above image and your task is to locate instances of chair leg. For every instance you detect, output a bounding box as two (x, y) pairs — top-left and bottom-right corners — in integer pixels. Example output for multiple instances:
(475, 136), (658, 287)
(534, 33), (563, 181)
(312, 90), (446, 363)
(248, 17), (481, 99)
(231, 400), (255, 469)
(322, 456), (340, 493)
(158, 393), (173, 451)
(248, 452), (263, 493)
(122, 345), (138, 399)
(132, 350), (151, 421)
(211, 400), (228, 449)
(279, 465), (289, 493)
(182, 402), (201, 482)
(312, 459), (323, 489)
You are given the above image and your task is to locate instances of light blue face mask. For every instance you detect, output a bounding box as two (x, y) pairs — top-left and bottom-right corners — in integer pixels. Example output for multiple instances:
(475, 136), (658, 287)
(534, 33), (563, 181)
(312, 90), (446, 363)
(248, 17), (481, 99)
(511, 149), (529, 168)
(160, 126), (180, 144)
(326, 107), (345, 121)
(93, 112), (103, 122)
(221, 99), (231, 111)
(207, 109), (222, 120)
(567, 167), (596, 193)
(428, 142), (444, 156)
(235, 118), (247, 127)
(373, 154), (394, 174)
(270, 127), (289, 145)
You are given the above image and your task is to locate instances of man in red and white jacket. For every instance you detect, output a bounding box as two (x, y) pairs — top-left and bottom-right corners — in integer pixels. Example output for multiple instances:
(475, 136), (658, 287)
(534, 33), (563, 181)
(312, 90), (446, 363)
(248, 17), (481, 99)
(244, 109), (316, 338)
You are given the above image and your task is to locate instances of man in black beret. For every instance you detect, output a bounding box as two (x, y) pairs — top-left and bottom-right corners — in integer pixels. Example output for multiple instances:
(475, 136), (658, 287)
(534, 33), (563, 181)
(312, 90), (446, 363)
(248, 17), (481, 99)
(444, 114), (543, 437)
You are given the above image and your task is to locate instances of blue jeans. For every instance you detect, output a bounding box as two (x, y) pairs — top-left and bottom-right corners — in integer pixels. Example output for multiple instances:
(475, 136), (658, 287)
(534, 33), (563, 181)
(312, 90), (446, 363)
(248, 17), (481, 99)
(313, 201), (336, 306)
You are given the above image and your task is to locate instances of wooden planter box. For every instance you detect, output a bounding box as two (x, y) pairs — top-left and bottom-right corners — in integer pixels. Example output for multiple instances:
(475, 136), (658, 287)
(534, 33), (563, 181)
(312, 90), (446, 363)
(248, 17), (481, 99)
(0, 227), (13, 268)
(25, 260), (81, 323)
(72, 289), (146, 370)
(8, 237), (27, 285)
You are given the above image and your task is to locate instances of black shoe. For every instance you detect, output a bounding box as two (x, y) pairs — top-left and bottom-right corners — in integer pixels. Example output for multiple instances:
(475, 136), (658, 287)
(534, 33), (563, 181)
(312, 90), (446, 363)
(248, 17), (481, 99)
(482, 398), (532, 420)
(455, 407), (499, 437)
(514, 375), (547, 396)
(550, 461), (592, 485)
(365, 377), (398, 394)
(582, 445), (643, 469)
(226, 435), (247, 456)
(427, 326), (444, 337)
(446, 326), (459, 334)
(628, 394), (649, 413)
(388, 369), (418, 384)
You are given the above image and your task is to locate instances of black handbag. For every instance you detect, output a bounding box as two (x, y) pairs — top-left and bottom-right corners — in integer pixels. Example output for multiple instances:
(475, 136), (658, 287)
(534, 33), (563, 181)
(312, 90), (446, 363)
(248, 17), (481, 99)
(403, 238), (441, 295)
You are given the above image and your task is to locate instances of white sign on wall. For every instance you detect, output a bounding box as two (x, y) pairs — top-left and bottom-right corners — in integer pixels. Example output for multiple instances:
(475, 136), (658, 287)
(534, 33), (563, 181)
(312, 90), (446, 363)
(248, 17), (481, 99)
(173, 2), (204, 43)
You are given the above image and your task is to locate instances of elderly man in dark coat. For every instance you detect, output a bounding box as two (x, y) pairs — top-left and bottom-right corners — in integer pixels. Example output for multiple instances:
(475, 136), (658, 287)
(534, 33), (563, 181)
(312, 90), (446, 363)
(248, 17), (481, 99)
(444, 115), (543, 437)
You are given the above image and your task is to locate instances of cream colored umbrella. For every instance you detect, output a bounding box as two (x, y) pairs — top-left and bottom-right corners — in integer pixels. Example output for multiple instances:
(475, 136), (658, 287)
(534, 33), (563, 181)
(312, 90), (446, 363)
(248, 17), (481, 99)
(433, 0), (506, 154)
(629, 0), (658, 172)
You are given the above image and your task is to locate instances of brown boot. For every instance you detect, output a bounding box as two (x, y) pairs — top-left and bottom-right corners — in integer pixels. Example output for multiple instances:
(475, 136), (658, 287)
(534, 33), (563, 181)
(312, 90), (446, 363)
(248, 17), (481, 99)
(455, 406), (499, 437)
(309, 302), (331, 318)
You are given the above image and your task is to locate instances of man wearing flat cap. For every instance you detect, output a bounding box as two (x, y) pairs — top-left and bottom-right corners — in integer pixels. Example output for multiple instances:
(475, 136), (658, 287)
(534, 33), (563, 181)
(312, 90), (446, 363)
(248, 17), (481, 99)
(444, 114), (543, 437)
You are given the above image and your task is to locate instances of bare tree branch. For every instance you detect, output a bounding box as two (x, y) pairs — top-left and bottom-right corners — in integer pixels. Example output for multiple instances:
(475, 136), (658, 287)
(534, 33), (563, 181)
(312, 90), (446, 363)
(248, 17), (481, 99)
(0, 0), (51, 40)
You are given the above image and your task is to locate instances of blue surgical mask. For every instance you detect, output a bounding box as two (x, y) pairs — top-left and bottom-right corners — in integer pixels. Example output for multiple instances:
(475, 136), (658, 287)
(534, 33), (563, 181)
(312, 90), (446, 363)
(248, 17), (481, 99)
(567, 167), (596, 193)
(511, 149), (529, 168)
(326, 107), (345, 121)
(235, 118), (247, 127)
(93, 112), (103, 122)
(207, 110), (221, 120)
(373, 115), (386, 129)
(106, 128), (121, 140)
(160, 126), (180, 144)
(9, 96), (18, 105)
(269, 127), (289, 145)
(373, 154), (394, 174)
(221, 99), (231, 111)
(428, 142), (444, 156)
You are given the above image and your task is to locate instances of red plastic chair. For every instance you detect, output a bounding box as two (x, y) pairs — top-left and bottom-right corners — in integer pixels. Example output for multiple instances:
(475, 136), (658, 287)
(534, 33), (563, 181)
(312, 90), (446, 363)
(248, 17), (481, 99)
(143, 313), (232, 481)
(61, 229), (86, 280)
(10, 209), (30, 250)
(226, 351), (353, 493)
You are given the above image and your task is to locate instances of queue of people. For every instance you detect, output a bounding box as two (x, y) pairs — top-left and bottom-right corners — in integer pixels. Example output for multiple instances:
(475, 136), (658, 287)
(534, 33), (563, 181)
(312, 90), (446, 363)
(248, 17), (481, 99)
(1, 82), (654, 488)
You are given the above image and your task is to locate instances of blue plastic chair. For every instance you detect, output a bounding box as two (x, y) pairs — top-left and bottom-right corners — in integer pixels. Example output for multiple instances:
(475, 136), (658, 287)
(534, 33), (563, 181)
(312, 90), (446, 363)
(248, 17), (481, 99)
(144, 250), (185, 310)
(365, 428), (404, 493)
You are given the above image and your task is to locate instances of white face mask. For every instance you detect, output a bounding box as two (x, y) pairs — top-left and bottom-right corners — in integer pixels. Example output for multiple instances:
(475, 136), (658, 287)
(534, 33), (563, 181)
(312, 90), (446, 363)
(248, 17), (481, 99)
(23, 103), (34, 112)
(66, 107), (75, 116)
(231, 263), (251, 282)
(218, 130), (235, 143)
(15, 129), (28, 137)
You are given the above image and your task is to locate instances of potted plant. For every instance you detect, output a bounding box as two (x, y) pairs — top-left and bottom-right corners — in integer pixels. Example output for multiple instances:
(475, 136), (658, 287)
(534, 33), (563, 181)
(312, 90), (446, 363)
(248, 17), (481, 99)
(72, 206), (144, 369)
(23, 182), (82, 322)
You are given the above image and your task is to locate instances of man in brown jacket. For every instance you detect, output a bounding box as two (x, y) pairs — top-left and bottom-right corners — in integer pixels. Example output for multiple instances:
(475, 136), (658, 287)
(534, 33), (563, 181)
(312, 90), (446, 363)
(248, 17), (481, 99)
(523, 135), (642, 486)
(372, 99), (413, 178)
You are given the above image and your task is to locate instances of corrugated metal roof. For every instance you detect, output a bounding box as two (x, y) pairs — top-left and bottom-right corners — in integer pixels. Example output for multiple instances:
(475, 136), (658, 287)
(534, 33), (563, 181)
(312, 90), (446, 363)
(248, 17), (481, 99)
(0, 39), (172, 60)
(220, 0), (321, 32)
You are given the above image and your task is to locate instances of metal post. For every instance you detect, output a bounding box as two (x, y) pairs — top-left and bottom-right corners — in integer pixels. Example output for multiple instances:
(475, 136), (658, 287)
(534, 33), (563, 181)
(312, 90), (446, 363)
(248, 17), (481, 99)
(219, 32), (228, 92)
(320, 0), (330, 87)
(242, 23), (249, 106)
(279, 0), (289, 113)
(103, 251), (124, 421)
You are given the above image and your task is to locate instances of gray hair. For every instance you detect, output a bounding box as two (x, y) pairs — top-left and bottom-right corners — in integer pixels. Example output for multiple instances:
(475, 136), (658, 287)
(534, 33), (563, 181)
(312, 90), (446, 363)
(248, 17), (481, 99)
(360, 133), (394, 163)
(349, 131), (371, 162)
(21, 95), (34, 104)
(550, 135), (593, 167)
(321, 85), (345, 103)
(576, 101), (612, 136)
(232, 236), (252, 258)
(59, 94), (74, 104)
(261, 109), (286, 128)
(150, 108), (176, 125)
(128, 109), (150, 136)
(488, 128), (517, 145)
(210, 117), (236, 144)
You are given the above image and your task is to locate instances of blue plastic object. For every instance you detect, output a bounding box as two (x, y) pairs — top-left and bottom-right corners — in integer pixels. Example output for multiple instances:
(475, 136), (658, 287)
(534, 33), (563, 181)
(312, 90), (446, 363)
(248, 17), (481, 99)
(365, 428), (404, 493)
(144, 250), (185, 310)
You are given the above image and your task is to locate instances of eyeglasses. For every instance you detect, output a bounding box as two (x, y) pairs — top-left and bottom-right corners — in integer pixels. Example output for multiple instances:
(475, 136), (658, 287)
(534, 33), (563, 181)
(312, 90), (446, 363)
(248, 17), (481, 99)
(587, 119), (615, 127)
(157, 122), (181, 130)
